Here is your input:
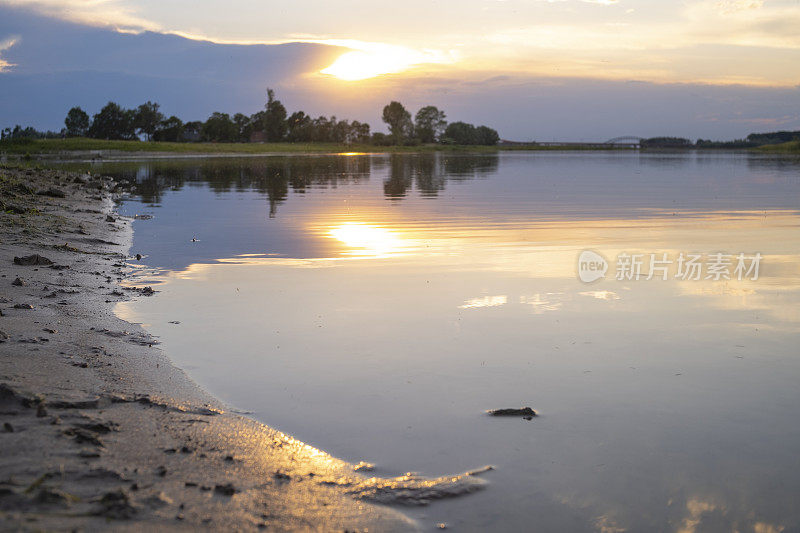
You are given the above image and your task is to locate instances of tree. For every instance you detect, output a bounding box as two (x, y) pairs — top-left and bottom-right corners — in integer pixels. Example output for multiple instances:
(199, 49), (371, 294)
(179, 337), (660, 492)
(134, 101), (164, 141)
(348, 121), (370, 144)
(64, 107), (90, 137)
(182, 121), (203, 142)
(202, 112), (238, 142)
(262, 88), (287, 142)
(475, 125), (500, 146)
(88, 102), (136, 140)
(233, 113), (253, 142)
(382, 101), (413, 145)
(311, 116), (334, 142)
(414, 106), (447, 143)
(153, 116), (184, 142)
(444, 121), (478, 145)
(286, 111), (313, 142)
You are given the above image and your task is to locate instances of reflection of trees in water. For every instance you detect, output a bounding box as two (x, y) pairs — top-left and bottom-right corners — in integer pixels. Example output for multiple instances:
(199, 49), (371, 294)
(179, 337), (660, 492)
(379, 153), (499, 199)
(92, 153), (498, 216)
(105, 157), (370, 217)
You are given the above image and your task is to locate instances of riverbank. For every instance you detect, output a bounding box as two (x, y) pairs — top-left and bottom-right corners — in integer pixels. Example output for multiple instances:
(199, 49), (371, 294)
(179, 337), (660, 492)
(754, 140), (800, 154)
(0, 165), (488, 530)
(0, 138), (637, 158)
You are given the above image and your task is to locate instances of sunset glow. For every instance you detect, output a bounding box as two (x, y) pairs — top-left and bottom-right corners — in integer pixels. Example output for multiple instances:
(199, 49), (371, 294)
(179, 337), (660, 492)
(320, 43), (454, 80)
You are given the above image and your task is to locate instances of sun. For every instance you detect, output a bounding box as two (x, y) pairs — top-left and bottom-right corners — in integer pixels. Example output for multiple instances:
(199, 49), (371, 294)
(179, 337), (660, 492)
(319, 43), (456, 81)
(321, 50), (409, 81)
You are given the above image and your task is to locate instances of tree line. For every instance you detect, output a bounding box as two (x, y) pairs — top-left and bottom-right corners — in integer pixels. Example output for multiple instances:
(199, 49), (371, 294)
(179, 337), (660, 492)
(0, 89), (500, 146)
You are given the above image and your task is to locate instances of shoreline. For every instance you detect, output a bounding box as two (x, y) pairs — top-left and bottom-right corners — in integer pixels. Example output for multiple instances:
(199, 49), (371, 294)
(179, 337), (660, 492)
(0, 166), (486, 530)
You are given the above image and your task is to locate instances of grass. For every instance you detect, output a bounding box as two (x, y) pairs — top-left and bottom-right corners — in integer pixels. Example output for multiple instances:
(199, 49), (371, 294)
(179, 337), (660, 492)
(0, 137), (635, 156)
(754, 141), (800, 154)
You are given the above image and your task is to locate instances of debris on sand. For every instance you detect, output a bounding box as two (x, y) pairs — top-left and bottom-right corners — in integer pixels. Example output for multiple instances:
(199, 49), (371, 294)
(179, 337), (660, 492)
(487, 407), (537, 419)
(12, 277), (26, 286)
(13, 254), (54, 266)
(13, 303), (34, 310)
(63, 427), (104, 447)
(93, 489), (138, 519)
(35, 487), (77, 506)
(37, 187), (66, 198)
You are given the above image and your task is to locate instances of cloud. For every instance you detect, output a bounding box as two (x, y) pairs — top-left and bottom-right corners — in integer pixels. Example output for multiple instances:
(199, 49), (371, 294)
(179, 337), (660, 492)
(0, 35), (19, 71)
(715, 0), (764, 14)
(0, 0), (159, 32)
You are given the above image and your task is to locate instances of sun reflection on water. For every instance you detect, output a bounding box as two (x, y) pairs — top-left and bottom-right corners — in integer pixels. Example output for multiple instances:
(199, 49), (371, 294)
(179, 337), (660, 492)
(328, 222), (405, 257)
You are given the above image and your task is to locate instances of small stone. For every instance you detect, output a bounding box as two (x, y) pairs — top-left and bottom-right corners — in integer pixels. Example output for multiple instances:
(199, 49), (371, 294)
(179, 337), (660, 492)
(213, 483), (236, 496)
(13, 304), (33, 310)
(12, 277), (25, 286)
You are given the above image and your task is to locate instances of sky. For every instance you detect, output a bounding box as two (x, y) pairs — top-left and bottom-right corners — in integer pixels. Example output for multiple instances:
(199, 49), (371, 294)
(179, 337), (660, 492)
(1, 0), (798, 140)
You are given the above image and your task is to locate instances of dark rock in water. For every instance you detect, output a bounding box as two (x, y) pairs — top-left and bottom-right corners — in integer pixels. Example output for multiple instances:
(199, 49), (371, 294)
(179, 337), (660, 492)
(37, 187), (66, 198)
(487, 407), (537, 419)
(13, 254), (53, 266)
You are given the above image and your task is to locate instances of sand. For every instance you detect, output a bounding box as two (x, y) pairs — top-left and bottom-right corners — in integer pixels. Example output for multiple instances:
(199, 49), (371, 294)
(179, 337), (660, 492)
(0, 166), (444, 530)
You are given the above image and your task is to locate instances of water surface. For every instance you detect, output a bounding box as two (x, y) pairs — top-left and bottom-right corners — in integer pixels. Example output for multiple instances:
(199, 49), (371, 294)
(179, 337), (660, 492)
(74, 152), (800, 531)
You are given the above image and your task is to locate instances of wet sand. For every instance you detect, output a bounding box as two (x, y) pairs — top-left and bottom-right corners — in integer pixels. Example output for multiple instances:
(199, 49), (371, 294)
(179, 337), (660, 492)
(0, 166), (487, 530)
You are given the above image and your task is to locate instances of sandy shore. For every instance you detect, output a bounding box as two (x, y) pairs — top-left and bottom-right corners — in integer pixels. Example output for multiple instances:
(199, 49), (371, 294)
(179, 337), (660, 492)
(0, 166), (487, 530)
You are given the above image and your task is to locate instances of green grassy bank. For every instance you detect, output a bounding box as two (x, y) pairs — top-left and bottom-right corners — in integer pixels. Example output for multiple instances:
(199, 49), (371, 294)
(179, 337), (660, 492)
(0, 137), (632, 156)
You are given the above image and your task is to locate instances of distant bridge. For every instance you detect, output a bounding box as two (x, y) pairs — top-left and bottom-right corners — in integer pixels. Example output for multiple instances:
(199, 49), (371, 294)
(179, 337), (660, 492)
(499, 136), (643, 149)
(604, 136), (644, 147)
